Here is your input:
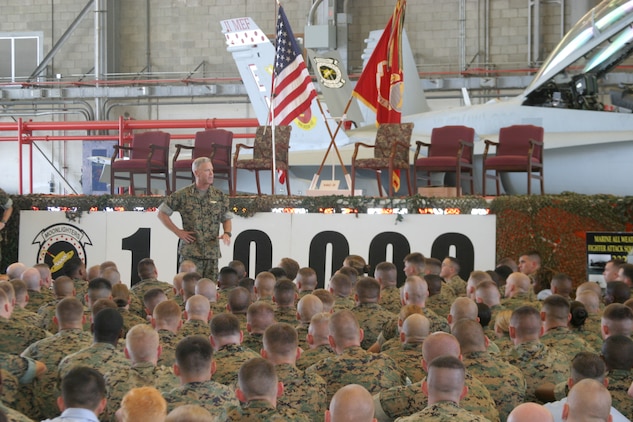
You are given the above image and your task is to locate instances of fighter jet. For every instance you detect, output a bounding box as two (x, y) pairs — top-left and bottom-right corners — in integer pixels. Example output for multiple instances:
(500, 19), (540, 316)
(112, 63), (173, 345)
(224, 0), (633, 196)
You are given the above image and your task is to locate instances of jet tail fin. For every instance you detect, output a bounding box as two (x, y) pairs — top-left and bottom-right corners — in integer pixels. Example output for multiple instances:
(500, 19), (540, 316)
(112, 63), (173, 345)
(221, 17), (349, 149)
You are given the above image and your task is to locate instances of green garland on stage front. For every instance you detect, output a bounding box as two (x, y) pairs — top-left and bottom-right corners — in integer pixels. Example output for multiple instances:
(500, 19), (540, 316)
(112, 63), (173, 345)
(3, 193), (633, 285)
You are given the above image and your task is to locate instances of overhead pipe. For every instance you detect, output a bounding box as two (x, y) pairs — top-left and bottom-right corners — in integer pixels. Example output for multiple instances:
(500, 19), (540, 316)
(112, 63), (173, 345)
(1, 117), (259, 194)
(0, 118), (259, 133)
(103, 98), (250, 120)
(0, 99), (95, 120)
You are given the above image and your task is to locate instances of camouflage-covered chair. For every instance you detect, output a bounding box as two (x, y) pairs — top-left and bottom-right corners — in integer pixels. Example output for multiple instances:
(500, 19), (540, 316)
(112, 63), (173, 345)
(232, 125), (292, 196)
(351, 122), (413, 197)
(110, 131), (171, 195)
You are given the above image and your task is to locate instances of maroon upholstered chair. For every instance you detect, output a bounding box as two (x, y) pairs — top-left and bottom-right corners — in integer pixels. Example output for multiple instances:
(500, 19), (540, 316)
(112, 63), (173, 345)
(351, 122), (413, 197)
(171, 129), (234, 193)
(110, 131), (171, 195)
(482, 124), (544, 196)
(232, 125), (292, 196)
(413, 125), (475, 196)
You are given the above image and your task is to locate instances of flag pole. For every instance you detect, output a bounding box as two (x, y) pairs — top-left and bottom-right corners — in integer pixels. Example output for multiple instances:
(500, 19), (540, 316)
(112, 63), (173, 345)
(269, 0), (281, 197)
(310, 96), (354, 191)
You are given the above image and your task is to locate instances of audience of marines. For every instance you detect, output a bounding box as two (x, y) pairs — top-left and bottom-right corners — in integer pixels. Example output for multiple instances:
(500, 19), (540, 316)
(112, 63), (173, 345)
(0, 253), (631, 421)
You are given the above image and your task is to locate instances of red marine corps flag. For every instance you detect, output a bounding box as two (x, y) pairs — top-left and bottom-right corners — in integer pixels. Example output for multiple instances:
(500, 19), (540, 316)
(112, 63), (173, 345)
(352, 0), (406, 192)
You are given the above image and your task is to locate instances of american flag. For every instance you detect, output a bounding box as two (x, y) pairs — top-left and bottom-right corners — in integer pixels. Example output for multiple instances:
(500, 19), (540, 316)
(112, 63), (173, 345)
(272, 5), (317, 126)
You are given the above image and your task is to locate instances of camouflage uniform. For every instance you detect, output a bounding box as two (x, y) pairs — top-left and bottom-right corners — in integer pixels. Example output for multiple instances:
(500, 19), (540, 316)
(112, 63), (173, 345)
(332, 296), (356, 311)
(394, 400), (492, 422)
(156, 329), (181, 368)
(130, 278), (174, 301)
(274, 306), (298, 325)
(179, 319), (210, 338)
(21, 328), (92, 420)
(571, 325), (603, 352)
(242, 332), (264, 354)
(501, 340), (568, 403)
(212, 344), (260, 386)
(163, 379), (239, 418)
(274, 363), (327, 421)
(0, 401), (34, 422)
(116, 307), (148, 337)
(11, 307), (43, 328)
(295, 323), (309, 351)
(232, 312), (248, 334)
(159, 183), (233, 281)
(378, 308), (449, 350)
(380, 286), (402, 315)
(462, 350), (527, 422)
(306, 345), (407, 402)
(226, 400), (310, 421)
(0, 317), (49, 355)
(500, 293), (540, 311)
(295, 344), (335, 371)
(351, 303), (396, 350)
(440, 283), (456, 298)
(425, 292), (453, 319)
(606, 369), (633, 419)
(583, 312), (603, 335)
(382, 342), (426, 383)
(58, 342), (129, 380)
(540, 326), (595, 361)
(211, 301), (227, 316)
(0, 352), (39, 416)
(72, 279), (88, 303)
(128, 291), (147, 319)
(493, 334), (514, 355)
(103, 362), (179, 422)
(24, 289), (55, 314)
(36, 300), (58, 332)
(445, 275), (467, 297)
(375, 372), (500, 422)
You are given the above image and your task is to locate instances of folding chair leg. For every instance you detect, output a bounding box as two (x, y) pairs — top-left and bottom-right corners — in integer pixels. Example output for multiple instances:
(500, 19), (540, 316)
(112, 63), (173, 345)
(147, 172), (152, 195)
(351, 168), (356, 197)
(164, 172), (170, 196)
(495, 172), (501, 196)
(130, 173), (135, 196)
(285, 172), (291, 196)
(405, 168), (412, 196)
(527, 171), (532, 195)
(540, 169), (544, 195)
(232, 167), (237, 196)
(482, 169), (486, 197)
(228, 173), (233, 197)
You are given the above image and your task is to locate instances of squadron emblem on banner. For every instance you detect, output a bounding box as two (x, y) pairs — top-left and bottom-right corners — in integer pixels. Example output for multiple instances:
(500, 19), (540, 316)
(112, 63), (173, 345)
(314, 57), (346, 89)
(32, 223), (92, 277)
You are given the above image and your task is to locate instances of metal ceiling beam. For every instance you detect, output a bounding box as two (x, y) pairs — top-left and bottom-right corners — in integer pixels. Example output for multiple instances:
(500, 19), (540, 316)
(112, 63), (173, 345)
(28, 0), (95, 81)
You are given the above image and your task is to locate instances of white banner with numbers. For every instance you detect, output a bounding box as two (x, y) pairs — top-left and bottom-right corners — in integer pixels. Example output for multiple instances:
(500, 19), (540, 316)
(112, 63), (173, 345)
(19, 211), (496, 287)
